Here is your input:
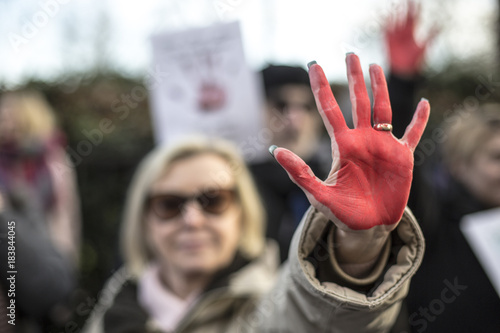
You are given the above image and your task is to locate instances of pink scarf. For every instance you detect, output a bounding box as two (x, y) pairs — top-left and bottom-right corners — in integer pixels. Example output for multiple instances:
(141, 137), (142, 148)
(138, 263), (200, 332)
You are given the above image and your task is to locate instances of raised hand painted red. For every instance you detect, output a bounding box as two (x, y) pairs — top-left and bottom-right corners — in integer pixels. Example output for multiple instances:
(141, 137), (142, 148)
(271, 53), (430, 231)
(385, 0), (439, 76)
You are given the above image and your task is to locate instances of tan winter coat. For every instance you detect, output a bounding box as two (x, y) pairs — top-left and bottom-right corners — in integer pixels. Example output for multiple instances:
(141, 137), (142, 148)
(83, 207), (424, 333)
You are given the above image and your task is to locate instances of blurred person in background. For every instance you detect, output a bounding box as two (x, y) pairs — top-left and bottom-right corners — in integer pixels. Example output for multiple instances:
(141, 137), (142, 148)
(250, 64), (330, 262)
(82, 54), (430, 333)
(384, 1), (500, 331)
(0, 90), (81, 331)
(404, 105), (500, 333)
(384, 0), (438, 139)
(0, 182), (76, 332)
(385, 0), (439, 222)
(0, 89), (81, 262)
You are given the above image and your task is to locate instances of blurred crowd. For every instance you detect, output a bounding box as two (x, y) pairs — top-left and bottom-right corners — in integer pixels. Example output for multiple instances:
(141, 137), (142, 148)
(1, 1), (499, 332)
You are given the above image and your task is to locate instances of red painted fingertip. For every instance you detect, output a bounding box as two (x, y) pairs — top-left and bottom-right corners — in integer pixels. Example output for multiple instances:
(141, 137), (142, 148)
(307, 60), (317, 69)
(346, 52), (359, 63)
(268, 145), (278, 158)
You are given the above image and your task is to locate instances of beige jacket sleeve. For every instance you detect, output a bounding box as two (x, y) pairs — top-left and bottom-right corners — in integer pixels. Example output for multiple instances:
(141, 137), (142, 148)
(251, 206), (425, 333)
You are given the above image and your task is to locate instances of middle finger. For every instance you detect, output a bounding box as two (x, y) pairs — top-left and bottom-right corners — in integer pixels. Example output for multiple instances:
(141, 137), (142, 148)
(346, 53), (371, 129)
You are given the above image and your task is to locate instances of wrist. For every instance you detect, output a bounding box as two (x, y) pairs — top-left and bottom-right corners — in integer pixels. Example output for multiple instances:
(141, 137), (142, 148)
(329, 224), (392, 280)
(334, 225), (390, 265)
(390, 63), (422, 80)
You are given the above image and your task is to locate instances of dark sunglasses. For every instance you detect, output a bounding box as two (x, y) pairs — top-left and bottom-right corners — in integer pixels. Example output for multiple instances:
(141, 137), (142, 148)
(147, 188), (237, 220)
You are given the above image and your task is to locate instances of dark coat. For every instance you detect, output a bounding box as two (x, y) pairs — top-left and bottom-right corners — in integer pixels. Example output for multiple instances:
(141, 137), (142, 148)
(388, 72), (500, 333)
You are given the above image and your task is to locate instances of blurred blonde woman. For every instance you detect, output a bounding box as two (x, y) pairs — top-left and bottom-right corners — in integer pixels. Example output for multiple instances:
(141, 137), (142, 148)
(441, 103), (500, 207)
(84, 55), (431, 333)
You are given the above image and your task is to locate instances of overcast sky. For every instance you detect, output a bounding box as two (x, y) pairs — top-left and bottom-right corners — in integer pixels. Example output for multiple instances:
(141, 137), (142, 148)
(1, 0), (497, 87)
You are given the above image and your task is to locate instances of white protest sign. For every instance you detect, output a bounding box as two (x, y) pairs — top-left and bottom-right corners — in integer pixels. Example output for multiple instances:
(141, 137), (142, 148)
(460, 207), (500, 297)
(149, 21), (267, 162)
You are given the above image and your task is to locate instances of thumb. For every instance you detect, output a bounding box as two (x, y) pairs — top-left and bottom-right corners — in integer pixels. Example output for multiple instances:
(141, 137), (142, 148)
(270, 145), (323, 196)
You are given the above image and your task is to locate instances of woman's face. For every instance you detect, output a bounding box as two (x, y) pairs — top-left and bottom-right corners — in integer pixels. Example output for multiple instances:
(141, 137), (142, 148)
(145, 153), (242, 277)
(457, 132), (500, 207)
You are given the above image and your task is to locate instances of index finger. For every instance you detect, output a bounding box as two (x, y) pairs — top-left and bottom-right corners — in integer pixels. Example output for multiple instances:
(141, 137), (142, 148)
(308, 61), (348, 136)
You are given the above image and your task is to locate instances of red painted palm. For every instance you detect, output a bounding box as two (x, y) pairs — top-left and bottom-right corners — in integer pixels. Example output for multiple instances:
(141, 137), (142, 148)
(271, 54), (430, 231)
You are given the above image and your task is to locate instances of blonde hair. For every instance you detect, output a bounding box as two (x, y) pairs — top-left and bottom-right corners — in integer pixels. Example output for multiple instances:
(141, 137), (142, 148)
(121, 137), (266, 278)
(0, 90), (57, 146)
(442, 103), (500, 172)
